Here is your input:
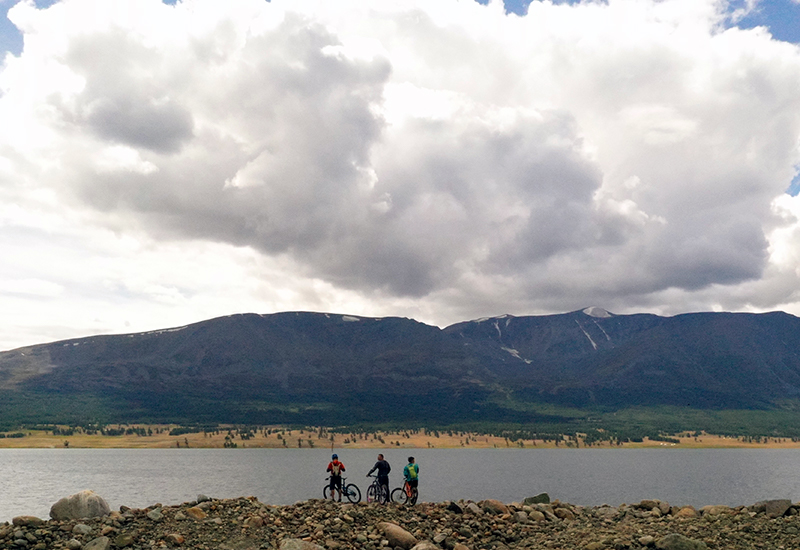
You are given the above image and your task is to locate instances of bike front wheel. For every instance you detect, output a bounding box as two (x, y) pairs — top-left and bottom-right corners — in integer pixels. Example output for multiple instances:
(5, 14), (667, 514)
(366, 484), (377, 503)
(409, 487), (418, 505)
(323, 485), (331, 500)
(344, 483), (361, 504)
(391, 487), (408, 504)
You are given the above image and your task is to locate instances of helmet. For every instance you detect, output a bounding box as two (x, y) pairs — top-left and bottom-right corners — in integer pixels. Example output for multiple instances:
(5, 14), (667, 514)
(332, 454), (338, 459)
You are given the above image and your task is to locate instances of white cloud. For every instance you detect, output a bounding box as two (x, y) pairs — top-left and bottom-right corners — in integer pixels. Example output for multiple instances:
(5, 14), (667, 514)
(1, 0), (800, 349)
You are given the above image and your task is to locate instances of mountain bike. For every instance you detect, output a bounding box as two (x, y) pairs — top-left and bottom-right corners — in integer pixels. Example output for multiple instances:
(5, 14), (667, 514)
(391, 480), (418, 505)
(366, 474), (389, 504)
(323, 476), (361, 503)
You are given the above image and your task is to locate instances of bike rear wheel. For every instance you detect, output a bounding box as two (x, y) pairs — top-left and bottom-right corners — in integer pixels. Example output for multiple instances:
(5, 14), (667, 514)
(379, 484), (389, 504)
(409, 487), (418, 505)
(344, 483), (361, 504)
(391, 487), (408, 504)
(366, 484), (377, 503)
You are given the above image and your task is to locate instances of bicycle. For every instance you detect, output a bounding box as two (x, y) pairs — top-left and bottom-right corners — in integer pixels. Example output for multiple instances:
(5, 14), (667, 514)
(323, 476), (361, 503)
(391, 480), (418, 505)
(365, 474), (389, 504)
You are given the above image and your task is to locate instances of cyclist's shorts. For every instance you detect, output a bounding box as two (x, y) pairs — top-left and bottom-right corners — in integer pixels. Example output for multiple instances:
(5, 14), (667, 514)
(407, 479), (418, 488)
(329, 476), (342, 489)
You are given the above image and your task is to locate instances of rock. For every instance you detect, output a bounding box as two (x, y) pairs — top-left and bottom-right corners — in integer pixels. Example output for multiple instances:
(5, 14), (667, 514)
(280, 539), (325, 550)
(595, 506), (618, 519)
(197, 494), (210, 503)
(479, 499), (509, 515)
(243, 515), (264, 528)
(640, 535), (656, 546)
(674, 506), (698, 518)
(114, 534), (134, 547)
(513, 511), (528, 522)
(50, 491), (111, 520)
(185, 507), (207, 520)
(73, 524), (92, 535)
(83, 537), (111, 550)
(700, 505), (732, 516)
(146, 508), (163, 521)
(524, 493), (551, 505)
(165, 534), (185, 545)
(66, 539), (82, 550)
(410, 543), (439, 550)
(11, 517), (44, 527)
(446, 501), (463, 513)
(584, 543), (604, 550)
(465, 503), (482, 515)
(762, 499), (792, 518)
(452, 544), (470, 550)
(655, 534), (708, 550)
(378, 522), (418, 549)
(528, 510), (546, 522)
(554, 508), (575, 520)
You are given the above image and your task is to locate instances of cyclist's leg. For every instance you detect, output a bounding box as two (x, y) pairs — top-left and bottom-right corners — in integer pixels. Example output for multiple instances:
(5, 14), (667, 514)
(381, 479), (390, 503)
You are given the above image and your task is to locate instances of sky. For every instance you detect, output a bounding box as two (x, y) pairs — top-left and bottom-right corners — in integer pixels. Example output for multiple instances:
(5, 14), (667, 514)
(0, 0), (799, 351)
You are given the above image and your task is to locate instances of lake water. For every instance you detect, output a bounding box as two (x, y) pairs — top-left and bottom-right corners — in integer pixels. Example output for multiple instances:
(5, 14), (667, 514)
(3, 448), (800, 522)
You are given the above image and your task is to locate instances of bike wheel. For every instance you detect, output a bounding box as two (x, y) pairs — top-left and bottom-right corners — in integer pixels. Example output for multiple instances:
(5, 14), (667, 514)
(366, 484), (377, 503)
(379, 484), (389, 504)
(391, 487), (408, 504)
(323, 485), (331, 500)
(410, 487), (418, 505)
(344, 484), (361, 504)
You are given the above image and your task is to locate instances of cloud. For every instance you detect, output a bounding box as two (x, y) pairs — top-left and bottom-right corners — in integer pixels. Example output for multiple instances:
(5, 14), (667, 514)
(1, 0), (800, 348)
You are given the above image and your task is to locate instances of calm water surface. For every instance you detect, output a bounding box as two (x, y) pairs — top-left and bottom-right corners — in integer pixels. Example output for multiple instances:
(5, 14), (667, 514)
(3, 448), (800, 522)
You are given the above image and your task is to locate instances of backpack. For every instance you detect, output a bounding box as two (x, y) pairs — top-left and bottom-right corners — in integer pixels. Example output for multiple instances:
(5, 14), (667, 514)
(407, 464), (418, 479)
(330, 461), (343, 476)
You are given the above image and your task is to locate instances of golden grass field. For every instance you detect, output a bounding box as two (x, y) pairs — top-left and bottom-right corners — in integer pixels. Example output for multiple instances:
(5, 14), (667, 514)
(0, 426), (797, 449)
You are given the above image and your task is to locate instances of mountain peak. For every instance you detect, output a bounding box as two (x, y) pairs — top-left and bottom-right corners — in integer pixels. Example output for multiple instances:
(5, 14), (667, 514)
(582, 306), (613, 318)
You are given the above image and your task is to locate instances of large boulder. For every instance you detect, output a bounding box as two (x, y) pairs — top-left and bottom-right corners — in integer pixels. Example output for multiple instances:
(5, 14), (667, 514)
(378, 522), (417, 549)
(50, 490), (110, 520)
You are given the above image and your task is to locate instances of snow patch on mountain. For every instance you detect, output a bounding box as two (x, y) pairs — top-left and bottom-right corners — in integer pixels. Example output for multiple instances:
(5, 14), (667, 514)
(583, 307), (612, 318)
(502, 347), (532, 364)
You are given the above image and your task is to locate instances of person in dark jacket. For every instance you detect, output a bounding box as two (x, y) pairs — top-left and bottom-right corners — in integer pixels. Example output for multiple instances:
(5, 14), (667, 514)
(367, 453), (391, 503)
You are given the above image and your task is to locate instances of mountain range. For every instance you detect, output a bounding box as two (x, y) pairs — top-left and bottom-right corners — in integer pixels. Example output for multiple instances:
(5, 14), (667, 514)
(2, 307), (800, 426)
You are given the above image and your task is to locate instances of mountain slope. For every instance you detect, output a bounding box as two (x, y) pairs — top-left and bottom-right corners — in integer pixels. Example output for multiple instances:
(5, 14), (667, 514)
(3, 308), (800, 424)
(445, 308), (800, 408)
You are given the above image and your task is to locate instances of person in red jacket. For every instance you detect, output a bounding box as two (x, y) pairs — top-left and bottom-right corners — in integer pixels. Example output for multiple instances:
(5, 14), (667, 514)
(326, 454), (346, 502)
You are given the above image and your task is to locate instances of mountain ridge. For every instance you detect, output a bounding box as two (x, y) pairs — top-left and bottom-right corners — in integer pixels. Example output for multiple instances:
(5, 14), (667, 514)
(2, 308), (800, 425)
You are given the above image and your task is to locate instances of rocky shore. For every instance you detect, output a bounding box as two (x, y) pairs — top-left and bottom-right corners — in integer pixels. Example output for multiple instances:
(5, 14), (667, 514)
(3, 493), (799, 550)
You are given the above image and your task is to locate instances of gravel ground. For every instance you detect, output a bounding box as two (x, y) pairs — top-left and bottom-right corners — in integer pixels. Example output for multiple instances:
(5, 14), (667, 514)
(2, 494), (799, 550)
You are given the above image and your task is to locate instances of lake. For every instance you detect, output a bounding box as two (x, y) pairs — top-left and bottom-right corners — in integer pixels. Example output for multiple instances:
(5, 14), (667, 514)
(3, 447), (800, 522)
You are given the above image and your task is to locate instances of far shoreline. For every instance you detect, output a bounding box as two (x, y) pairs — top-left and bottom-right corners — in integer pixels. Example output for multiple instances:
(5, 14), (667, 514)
(1, 426), (798, 450)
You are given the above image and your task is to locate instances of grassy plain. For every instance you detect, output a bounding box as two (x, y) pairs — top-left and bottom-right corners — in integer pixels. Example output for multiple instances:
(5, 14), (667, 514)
(0, 426), (798, 449)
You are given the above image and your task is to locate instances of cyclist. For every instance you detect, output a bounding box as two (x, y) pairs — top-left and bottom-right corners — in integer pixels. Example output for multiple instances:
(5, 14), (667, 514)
(403, 456), (419, 495)
(326, 454), (346, 502)
(367, 453), (391, 503)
